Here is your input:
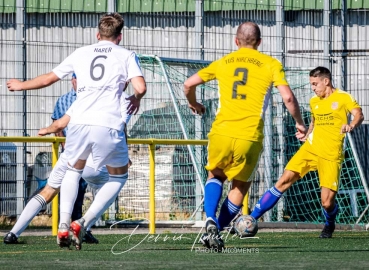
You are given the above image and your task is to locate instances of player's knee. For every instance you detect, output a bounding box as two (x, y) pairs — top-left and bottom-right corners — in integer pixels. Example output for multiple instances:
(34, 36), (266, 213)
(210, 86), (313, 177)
(275, 170), (299, 192)
(321, 199), (335, 211)
(67, 164), (83, 174)
(108, 172), (128, 184)
(39, 185), (59, 203)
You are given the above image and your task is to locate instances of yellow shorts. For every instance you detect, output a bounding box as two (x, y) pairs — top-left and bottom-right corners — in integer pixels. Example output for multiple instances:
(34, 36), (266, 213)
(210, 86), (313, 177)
(285, 143), (342, 191)
(205, 133), (262, 182)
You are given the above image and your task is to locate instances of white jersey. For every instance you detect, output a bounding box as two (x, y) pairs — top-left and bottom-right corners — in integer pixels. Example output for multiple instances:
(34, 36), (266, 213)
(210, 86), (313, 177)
(66, 91), (131, 125)
(53, 40), (143, 131)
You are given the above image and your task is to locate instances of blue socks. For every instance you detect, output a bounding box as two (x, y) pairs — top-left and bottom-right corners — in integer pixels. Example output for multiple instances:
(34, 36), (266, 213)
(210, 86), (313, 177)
(323, 203), (339, 227)
(250, 186), (283, 220)
(204, 178), (223, 225)
(218, 198), (241, 230)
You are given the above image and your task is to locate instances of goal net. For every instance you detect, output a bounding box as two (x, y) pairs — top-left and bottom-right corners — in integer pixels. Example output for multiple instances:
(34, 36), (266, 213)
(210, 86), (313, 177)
(110, 55), (369, 226)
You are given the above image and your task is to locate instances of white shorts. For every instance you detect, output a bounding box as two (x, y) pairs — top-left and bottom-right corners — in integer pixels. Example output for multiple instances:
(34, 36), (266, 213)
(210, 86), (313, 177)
(47, 152), (110, 190)
(64, 124), (128, 170)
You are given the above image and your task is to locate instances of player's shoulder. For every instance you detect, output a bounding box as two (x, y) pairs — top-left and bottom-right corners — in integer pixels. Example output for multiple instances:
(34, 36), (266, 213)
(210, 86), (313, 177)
(309, 94), (319, 103)
(335, 89), (357, 102)
(255, 50), (280, 63)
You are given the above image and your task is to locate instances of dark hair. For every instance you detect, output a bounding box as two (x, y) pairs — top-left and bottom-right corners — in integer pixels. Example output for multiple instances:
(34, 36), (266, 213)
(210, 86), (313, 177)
(309, 66), (332, 81)
(98, 12), (124, 39)
(72, 73), (76, 79)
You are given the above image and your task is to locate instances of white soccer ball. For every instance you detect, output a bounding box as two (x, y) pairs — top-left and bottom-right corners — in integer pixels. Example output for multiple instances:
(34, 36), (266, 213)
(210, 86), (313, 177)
(233, 215), (258, 237)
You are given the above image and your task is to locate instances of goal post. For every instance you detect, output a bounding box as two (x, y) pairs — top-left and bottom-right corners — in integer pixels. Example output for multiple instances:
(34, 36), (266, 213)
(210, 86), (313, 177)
(110, 55), (369, 226)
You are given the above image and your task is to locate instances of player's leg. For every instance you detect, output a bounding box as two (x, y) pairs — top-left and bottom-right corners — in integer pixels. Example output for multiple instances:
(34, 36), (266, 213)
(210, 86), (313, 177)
(250, 170), (299, 220)
(250, 144), (316, 220)
(201, 134), (236, 251)
(4, 153), (68, 244)
(58, 124), (91, 229)
(81, 164), (128, 228)
(217, 139), (262, 231)
(57, 125), (92, 248)
(3, 185), (58, 244)
(71, 178), (88, 222)
(78, 162), (111, 244)
(69, 126), (127, 250)
(318, 158), (341, 238)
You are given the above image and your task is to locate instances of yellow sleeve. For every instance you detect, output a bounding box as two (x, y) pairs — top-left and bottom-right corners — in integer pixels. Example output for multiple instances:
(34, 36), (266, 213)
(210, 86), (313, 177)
(271, 59), (289, 87)
(345, 93), (361, 112)
(197, 59), (220, 83)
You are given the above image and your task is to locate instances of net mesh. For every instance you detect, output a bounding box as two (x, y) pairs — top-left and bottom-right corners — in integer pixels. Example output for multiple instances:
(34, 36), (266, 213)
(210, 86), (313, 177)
(113, 55), (369, 225)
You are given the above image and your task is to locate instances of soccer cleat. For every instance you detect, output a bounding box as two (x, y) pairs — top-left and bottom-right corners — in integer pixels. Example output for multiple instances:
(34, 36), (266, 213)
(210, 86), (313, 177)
(57, 223), (71, 248)
(83, 230), (99, 244)
(3, 232), (18, 244)
(70, 218), (86, 250)
(205, 218), (224, 252)
(199, 233), (210, 249)
(319, 224), (335, 238)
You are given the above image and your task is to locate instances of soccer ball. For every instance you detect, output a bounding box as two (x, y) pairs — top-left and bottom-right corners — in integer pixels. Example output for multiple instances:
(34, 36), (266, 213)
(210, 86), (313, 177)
(233, 215), (258, 237)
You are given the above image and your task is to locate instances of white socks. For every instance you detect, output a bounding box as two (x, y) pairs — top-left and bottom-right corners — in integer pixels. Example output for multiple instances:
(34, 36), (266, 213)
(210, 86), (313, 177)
(59, 167), (83, 226)
(83, 173), (128, 229)
(11, 194), (47, 237)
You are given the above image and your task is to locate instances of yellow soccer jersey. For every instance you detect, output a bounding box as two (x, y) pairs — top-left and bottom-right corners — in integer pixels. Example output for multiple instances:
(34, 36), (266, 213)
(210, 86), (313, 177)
(306, 89), (361, 161)
(198, 48), (288, 142)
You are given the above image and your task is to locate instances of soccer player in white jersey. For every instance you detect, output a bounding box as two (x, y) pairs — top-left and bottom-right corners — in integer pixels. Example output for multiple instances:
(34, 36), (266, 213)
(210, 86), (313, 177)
(7, 13), (146, 250)
(3, 91), (133, 245)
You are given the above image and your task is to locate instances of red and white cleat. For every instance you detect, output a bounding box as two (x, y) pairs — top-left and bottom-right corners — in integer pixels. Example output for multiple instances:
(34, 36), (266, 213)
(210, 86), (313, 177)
(70, 218), (86, 250)
(57, 223), (71, 248)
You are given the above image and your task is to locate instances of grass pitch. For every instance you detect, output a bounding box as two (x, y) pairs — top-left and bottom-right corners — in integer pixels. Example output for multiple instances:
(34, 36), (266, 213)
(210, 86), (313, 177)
(1, 230), (368, 269)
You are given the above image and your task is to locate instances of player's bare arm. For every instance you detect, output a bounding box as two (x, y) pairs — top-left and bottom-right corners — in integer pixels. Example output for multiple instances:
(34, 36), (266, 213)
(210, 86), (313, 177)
(7, 72), (60, 91)
(341, 107), (364, 134)
(296, 116), (314, 141)
(127, 76), (146, 115)
(183, 73), (206, 115)
(277, 84), (307, 134)
(38, 114), (71, 136)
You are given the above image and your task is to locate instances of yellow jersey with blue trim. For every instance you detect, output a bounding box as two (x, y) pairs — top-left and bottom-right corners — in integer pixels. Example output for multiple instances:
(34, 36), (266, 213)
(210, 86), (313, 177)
(306, 89), (361, 161)
(197, 48), (288, 142)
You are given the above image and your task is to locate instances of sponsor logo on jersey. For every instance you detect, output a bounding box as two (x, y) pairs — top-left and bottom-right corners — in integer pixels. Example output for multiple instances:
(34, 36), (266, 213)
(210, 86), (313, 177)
(331, 102), (338, 110)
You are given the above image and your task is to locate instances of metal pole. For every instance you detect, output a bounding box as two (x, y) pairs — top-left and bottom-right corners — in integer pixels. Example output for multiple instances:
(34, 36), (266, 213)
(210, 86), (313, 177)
(195, 0), (204, 60)
(195, 0), (205, 221)
(107, 0), (116, 12)
(323, 0), (331, 69)
(341, 0), (347, 91)
(15, 0), (25, 217)
(275, 0), (285, 222)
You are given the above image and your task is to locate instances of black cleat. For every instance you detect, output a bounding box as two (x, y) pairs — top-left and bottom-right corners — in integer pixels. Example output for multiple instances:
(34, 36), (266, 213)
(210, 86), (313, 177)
(199, 233), (210, 248)
(319, 224), (335, 238)
(4, 232), (18, 244)
(83, 230), (99, 244)
(205, 218), (224, 252)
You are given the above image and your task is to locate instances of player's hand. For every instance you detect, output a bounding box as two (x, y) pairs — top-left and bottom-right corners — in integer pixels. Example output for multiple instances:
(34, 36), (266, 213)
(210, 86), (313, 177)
(126, 95), (141, 115)
(37, 128), (49, 137)
(295, 131), (307, 141)
(188, 102), (205, 115)
(341, 124), (354, 134)
(7, 79), (23, 91)
(295, 123), (307, 141)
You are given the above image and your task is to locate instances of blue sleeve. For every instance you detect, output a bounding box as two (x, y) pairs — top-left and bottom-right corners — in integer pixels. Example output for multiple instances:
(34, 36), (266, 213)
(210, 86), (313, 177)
(51, 98), (63, 120)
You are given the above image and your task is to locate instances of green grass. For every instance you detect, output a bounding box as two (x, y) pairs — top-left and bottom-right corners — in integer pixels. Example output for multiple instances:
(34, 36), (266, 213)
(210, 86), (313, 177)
(1, 231), (369, 269)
